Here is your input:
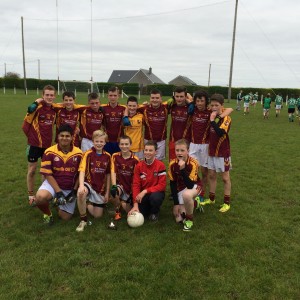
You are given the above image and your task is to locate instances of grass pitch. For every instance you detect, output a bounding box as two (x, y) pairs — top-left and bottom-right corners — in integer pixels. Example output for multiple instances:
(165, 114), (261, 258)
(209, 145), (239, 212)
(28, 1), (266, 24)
(1, 90), (300, 299)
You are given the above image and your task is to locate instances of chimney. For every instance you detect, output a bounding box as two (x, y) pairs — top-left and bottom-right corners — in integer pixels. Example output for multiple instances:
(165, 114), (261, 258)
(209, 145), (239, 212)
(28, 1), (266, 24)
(148, 67), (152, 75)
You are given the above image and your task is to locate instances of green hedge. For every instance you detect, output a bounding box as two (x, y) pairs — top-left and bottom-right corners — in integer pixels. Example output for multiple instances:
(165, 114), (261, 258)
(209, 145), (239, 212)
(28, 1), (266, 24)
(1, 77), (299, 99)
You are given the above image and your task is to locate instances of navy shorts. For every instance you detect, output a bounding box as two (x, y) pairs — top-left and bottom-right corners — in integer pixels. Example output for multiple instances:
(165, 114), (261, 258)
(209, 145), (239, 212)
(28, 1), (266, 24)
(104, 142), (120, 156)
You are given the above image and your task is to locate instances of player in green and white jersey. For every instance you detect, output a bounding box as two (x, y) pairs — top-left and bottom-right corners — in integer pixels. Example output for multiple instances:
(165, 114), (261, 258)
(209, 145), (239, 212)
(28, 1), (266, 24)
(287, 95), (296, 122)
(242, 93), (251, 115)
(263, 93), (272, 119)
(252, 92), (258, 108)
(274, 94), (283, 117)
(296, 96), (300, 118)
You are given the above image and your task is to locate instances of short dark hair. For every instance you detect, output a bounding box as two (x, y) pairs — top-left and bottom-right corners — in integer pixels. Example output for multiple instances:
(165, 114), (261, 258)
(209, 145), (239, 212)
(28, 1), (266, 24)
(144, 140), (157, 150)
(150, 89), (162, 96)
(57, 124), (73, 135)
(210, 93), (224, 105)
(62, 91), (75, 99)
(193, 90), (209, 106)
(174, 86), (187, 95)
(119, 135), (132, 144)
(108, 86), (119, 93)
(127, 96), (138, 104)
(88, 92), (99, 101)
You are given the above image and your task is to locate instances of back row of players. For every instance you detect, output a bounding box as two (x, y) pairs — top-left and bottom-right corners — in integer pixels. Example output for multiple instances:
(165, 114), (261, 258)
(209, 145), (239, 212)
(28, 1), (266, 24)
(236, 90), (300, 120)
(22, 85), (233, 231)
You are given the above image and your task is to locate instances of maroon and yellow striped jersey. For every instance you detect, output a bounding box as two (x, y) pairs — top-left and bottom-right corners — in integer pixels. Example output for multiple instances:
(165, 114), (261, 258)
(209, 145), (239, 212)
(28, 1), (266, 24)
(111, 152), (139, 194)
(55, 108), (80, 147)
(140, 104), (168, 141)
(102, 104), (126, 142)
(22, 103), (56, 148)
(168, 156), (201, 192)
(190, 108), (211, 144)
(208, 115), (231, 157)
(169, 104), (191, 142)
(79, 108), (104, 140)
(78, 147), (111, 194)
(40, 144), (82, 190)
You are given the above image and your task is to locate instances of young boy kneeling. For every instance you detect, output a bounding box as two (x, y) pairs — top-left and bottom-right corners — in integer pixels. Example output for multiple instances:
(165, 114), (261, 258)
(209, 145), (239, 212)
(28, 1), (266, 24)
(168, 139), (203, 232)
(76, 130), (111, 232)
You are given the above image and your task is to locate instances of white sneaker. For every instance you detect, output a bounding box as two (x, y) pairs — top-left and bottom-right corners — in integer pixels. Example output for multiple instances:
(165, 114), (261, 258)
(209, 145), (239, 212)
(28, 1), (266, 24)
(76, 221), (87, 232)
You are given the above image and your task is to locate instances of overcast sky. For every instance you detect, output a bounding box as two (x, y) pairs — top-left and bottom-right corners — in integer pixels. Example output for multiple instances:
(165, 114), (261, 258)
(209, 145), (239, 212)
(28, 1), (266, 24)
(0, 0), (300, 88)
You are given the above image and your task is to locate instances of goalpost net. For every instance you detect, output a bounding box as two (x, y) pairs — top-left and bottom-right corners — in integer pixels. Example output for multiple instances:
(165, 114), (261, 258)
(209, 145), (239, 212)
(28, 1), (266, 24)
(61, 80), (99, 96)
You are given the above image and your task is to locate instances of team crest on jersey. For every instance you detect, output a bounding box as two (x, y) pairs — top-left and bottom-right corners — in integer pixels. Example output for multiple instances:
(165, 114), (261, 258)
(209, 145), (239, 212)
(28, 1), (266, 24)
(111, 112), (116, 117)
(96, 161), (101, 167)
(47, 114), (52, 119)
(54, 156), (60, 161)
(122, 164), (126, 170)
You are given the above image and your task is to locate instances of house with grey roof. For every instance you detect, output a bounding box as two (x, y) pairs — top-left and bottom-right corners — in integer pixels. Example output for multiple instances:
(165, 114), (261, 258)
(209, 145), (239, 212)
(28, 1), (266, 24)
(108, 67), (165, 87)
(168, 75), (197, 86)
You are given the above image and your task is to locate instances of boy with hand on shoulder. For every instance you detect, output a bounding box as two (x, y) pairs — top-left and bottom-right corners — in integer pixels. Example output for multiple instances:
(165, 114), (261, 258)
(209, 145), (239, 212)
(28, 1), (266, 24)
(76, 130), (111, 232)
(200, 94), (232, 213)
(110, 135), (140, 220)
(168, 139), (203, 231)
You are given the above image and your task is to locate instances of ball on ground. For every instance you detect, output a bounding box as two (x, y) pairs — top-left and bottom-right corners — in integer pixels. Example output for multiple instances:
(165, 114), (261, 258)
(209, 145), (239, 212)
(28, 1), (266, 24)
(127, 211), (144, 228)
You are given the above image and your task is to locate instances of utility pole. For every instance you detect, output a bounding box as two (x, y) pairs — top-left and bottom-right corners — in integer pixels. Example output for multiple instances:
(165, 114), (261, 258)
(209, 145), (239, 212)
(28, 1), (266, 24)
(208, 63), (211, 88)
(228, 0), (238, 102)
(38, 59), (40, 80)
(21, 16), (27, 95)
(4, 63), (6, 77)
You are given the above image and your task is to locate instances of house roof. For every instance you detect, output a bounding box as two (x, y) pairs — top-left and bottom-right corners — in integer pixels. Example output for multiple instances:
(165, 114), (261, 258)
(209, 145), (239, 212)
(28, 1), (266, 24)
(108, 70), (138, 83)
(107, 68), (165, 84)
(139, 69), (165, 84)
(169, 75), (197, 85)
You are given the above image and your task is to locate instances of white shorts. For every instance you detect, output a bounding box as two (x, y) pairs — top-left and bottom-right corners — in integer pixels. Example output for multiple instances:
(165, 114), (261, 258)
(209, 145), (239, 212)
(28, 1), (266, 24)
(244, 102), (250, 108)
(252, 100), (257, 104)
(177, 185), (198, 205)
(276, 105), (282, 110)
(38, 180), (76, 214)
(84, 182), (105, 205)
(189, 143), (209, 168)
(144, 139), (166, 161)
(81, 138), (94, 152)
(207, 156), (232, 173)
(117, 185), (131, 203)
(133, 150), (143, 160)
(263, 108), (270, 114)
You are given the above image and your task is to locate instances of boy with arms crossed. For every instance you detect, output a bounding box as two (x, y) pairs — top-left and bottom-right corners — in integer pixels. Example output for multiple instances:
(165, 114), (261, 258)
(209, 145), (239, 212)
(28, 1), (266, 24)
(200, 94), (232, 213)
(110, 135), (139, 220)
(34, 125), (82, 224)
(168, 139), (203, 231)
(76, 130), (111, 232)
(129, 141), (166, 222)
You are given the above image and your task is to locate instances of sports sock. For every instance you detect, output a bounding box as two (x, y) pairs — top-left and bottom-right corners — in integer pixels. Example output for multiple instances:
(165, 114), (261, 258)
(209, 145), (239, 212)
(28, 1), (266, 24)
(209, 192), (215, 201)
(224, 195), (230, 205)
(80, 213), (88, 222)
(37, 202), (51, 216)
(28, 190), (34, 198)
(185, 214), (193, 221)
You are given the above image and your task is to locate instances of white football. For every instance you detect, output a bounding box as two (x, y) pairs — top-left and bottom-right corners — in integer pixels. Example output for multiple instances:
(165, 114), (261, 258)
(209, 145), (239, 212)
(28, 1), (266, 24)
(127, 211), (144, 228)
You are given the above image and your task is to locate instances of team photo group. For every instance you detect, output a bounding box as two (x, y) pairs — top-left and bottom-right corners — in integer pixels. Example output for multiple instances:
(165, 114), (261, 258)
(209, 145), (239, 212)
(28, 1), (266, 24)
(22, 84), (233, 232)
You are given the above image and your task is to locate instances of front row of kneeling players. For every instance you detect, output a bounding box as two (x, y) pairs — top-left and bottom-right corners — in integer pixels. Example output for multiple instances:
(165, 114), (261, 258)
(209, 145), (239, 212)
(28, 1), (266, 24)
(34, 93), (232, 232)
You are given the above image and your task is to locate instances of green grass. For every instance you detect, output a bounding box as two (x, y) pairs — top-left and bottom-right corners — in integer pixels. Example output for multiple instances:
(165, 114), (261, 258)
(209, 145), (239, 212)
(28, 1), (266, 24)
(1, 90), (300, 299)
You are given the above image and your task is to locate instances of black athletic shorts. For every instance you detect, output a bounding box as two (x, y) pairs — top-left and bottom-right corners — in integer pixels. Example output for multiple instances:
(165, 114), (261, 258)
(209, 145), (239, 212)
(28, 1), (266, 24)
(27, 145), (46, 163)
